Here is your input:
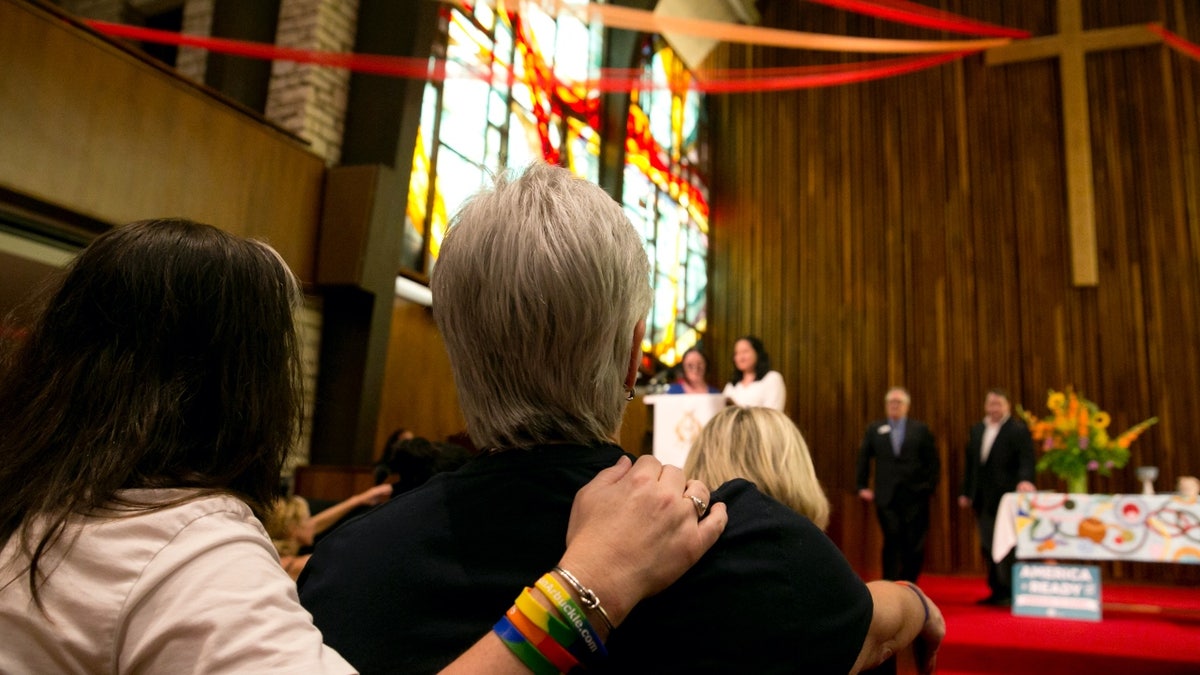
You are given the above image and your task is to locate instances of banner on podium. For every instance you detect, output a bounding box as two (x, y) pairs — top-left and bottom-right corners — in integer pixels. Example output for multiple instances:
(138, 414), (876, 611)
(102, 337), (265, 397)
(642, 394), (726, 468)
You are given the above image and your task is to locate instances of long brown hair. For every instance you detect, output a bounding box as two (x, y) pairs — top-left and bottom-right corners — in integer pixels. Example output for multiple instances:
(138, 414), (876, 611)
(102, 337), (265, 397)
(0, 219), (302, 603)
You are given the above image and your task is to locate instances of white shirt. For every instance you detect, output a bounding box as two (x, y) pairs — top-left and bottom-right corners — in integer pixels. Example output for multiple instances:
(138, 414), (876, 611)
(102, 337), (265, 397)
(723, 370), (787, 411)
(981, 415), (1009, 463)
(0, 490), (355, 674)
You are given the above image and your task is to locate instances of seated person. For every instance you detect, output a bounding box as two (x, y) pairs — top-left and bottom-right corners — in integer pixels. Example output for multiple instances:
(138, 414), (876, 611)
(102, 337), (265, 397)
(298, 163), (944, 674)
(685, 405), (830, 530)
(267, 483), (394, 580)
(373, 434), (473, 494)
(666, 347), (720, 394)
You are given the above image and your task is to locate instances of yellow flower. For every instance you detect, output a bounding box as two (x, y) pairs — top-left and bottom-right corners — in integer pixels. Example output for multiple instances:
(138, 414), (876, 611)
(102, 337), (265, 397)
(1022, 389), (1157, 486)
(1047, 391), (1066, 412)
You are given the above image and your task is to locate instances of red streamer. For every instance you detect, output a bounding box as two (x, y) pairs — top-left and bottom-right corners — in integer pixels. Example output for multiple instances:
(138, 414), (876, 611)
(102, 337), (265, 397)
(805, 0), (1030, 39)
(83, 19), (975, 94)
(1149, 23), (1200, 62)
(661, 52), (972, 93)
(86, 19), (438, 78)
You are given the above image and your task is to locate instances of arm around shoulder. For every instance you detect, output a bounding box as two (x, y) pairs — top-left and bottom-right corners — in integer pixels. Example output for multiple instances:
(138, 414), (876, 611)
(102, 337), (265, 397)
(852, 581), (945, 674)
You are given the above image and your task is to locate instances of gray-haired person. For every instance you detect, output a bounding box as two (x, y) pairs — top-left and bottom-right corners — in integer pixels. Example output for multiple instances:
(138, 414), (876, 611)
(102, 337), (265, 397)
(300, 162), (945, 674)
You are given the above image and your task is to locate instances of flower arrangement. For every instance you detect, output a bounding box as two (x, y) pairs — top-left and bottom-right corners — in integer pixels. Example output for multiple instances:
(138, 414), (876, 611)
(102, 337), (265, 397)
(1017, 388), (1158, 494)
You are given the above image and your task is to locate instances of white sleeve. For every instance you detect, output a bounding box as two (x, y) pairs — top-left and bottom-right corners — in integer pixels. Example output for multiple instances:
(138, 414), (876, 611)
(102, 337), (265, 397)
(761, 371), (786, 411)
(117, 510), (357, 675)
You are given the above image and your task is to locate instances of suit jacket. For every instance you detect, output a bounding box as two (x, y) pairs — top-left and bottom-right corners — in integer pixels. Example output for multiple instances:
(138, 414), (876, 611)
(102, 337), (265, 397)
(961, 416), (1035, 515)
(855, 418), (939, 507)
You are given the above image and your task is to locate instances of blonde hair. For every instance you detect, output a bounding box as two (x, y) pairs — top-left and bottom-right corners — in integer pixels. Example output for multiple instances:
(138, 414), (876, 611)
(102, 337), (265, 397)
(431, 162), (653, 449)
(265, 495), (310, 557)
(685, 407), (830, 529)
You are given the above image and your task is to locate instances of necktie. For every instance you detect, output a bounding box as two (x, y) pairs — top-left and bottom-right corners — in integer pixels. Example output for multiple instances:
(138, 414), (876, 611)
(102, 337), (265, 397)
(890, 420), (903, 456)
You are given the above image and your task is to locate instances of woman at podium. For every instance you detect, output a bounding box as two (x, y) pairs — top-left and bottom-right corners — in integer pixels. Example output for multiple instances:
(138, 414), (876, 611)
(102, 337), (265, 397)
(723, 335), (786, 410)
(666, 347), (719, 394)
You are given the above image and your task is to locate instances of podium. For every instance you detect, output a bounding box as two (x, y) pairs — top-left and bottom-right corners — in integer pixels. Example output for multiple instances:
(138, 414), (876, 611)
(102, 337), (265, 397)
(642, 393), (726, 468)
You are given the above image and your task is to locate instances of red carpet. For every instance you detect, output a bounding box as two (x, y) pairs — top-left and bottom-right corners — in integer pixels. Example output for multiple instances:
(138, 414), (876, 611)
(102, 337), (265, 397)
(917, 574), (1200, 675)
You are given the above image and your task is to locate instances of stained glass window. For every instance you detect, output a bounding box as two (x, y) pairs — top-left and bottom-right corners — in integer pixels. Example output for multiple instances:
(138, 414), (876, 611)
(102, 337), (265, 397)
(402, 1), (603, 275)
(403, 6), (709, 367)
(622, 37), (709, 366)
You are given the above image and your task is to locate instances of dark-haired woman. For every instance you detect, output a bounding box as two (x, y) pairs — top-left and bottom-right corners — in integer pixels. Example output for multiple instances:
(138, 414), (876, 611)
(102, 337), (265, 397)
(666, 347), (719, 394)
(723, 335), (786, 410)
(0, 218), (724, 673)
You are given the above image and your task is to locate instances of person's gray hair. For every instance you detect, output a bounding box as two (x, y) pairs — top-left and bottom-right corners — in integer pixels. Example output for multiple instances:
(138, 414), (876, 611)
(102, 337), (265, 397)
(885, 387), (910, 404)
(431, 162), (652, 449)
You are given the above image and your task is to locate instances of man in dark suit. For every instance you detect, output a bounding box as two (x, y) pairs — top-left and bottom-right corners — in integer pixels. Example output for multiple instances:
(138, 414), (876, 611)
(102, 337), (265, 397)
(958, 388), (1036, 606)
(856, 387), (940, 583)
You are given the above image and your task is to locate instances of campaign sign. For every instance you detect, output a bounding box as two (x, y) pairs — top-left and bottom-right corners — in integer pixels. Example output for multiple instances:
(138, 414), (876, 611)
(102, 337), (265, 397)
(1013, 563), (1101, 621)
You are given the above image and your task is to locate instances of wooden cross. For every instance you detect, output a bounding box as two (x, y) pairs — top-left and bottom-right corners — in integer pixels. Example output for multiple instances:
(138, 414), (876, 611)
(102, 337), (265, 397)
(985, 0), (1161, 287)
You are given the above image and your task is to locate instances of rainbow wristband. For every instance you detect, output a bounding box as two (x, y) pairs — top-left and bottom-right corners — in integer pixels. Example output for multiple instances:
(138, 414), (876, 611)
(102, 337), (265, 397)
(506, 605), (580, 673)
(493, 615), (560, 675)
(535, 573), (609, 659)
(515, 588), (586, 658)
(896, 581), (930, 624)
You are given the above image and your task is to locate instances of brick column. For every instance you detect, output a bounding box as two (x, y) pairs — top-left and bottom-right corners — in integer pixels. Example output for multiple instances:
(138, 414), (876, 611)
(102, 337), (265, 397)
(286, 298), (323, 475)
(175, 0), (214, 83)
(54, 0), (124, 22)
(266, 0), (359, 166)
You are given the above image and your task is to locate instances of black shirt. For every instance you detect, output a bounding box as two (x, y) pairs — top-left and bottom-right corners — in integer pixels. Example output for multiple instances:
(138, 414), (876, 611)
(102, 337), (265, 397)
(299, 443), (873, 674)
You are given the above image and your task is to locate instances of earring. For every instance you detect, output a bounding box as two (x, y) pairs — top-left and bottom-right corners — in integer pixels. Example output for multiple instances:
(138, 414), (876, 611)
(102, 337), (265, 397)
(625, 386), (635, 401)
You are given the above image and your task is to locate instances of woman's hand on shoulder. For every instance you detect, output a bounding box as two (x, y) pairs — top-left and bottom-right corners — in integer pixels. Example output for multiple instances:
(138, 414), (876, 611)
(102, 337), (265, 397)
(558, 455), (727, 627)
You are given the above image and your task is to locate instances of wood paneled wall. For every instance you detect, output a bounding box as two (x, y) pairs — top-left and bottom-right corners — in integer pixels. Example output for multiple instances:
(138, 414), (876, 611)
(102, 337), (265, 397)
(0, 0), (324, 278)
(375, 299), (467, 458)
(706, 0), (1200, 583)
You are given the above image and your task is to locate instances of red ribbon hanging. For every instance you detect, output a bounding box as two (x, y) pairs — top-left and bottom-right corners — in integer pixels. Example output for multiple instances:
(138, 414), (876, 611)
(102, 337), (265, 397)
(83, 19), (977, 94)
(1149, 23), (1200, 62)
(803, 0), (1030, 39)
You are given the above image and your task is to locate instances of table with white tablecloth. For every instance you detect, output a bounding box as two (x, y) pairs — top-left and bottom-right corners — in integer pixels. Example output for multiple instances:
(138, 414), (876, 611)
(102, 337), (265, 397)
(993, 491), (1200, 564)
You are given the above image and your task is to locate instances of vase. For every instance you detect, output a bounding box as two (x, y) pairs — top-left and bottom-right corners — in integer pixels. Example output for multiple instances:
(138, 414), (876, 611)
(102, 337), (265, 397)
(1065, 474), (1088, 494)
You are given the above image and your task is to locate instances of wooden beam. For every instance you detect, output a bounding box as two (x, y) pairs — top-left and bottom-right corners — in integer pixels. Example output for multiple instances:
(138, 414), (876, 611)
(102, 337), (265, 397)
(984, 0), (1162, 286)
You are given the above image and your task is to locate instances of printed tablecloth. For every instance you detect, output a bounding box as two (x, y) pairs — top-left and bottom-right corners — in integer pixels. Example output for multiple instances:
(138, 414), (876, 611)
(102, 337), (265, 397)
(992, 492), (1200, 564)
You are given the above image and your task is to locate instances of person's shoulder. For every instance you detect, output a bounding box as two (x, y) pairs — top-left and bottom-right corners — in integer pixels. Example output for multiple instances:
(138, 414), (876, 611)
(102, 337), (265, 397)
(616, 478), (873, 671)
(1005, 416), (1030, 429)
(666, 382), (684, 394)
(111, 490), (257, 534)
(764, 370), (785, 382)
(710, 478), (829, 545)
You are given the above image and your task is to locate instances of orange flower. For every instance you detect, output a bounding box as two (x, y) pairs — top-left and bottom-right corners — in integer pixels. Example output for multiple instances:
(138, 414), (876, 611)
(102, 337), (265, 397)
(1019, 388), (1157, 486)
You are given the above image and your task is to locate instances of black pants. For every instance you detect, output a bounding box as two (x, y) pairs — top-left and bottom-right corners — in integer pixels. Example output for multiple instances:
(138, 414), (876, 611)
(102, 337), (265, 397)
(976, 505), (1013, 598)
(875, 496), (930, 583)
